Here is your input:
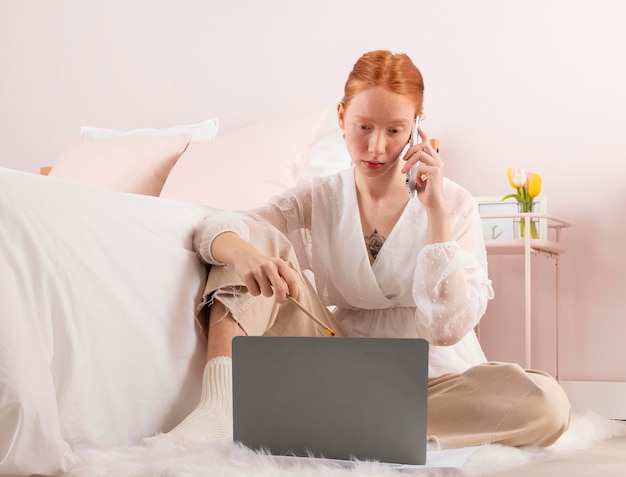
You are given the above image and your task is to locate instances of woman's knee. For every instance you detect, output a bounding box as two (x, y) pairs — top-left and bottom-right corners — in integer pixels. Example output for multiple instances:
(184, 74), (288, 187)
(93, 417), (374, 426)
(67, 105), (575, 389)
(246, 221), (300, 267)
(525, 371), (572, 446)
(464, 363), (571, 447)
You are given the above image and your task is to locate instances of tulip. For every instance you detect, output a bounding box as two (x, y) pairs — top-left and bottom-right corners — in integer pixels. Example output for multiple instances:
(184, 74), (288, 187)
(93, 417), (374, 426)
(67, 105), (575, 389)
(506, 168), (516, 189)
(501, 168), (542, 239)
(508, 167), (527, 189)
(527, 173), (542, 199)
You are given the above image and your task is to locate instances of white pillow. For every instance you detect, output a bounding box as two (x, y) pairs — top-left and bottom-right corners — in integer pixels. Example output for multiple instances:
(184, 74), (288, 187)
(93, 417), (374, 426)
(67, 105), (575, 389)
(160, 109), (328, 210)
(80, 118), (219, 142)
(298, 107), (352, 184)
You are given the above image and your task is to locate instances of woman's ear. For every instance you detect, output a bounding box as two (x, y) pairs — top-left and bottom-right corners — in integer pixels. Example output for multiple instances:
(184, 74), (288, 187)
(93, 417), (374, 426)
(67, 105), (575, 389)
(337, 102), (346, 130)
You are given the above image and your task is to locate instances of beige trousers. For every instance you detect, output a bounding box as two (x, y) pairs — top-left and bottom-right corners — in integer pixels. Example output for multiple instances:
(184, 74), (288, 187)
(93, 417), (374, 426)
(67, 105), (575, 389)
(199, 221), (571, 449)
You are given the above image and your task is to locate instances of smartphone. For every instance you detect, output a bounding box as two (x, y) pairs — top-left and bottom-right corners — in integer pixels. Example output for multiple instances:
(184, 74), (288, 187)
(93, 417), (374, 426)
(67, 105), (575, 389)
(404, 117), (422, 198)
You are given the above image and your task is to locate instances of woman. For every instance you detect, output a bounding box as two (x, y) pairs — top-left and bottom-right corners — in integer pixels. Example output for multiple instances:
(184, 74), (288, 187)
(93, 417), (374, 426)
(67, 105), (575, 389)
(148, 50), (571, 450)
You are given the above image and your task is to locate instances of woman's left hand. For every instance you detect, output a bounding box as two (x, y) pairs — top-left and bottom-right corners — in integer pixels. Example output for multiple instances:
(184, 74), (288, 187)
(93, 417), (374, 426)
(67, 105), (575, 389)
(400, 128), (446, 210)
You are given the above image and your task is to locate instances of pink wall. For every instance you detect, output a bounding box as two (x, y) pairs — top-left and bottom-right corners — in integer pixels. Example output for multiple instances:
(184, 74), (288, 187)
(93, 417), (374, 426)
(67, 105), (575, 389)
(2, 0), (625, 381)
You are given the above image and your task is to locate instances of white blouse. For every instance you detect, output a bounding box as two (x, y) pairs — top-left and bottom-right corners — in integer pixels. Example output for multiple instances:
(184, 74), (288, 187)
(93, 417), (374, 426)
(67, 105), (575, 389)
(194, 169), (494, 378)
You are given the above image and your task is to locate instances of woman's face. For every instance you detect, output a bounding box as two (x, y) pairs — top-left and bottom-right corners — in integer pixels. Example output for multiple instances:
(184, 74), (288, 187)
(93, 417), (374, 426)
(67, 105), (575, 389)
(338, 87), (416, 178)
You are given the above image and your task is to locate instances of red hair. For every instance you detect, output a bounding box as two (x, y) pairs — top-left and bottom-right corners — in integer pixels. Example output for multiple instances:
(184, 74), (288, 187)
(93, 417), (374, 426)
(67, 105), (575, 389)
(341, 50), (424, 117)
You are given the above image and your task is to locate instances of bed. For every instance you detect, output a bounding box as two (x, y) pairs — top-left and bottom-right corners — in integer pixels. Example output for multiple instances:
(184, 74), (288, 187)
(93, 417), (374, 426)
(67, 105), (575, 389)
(0, 107), (352, 475)
(1, 107), (625, 477)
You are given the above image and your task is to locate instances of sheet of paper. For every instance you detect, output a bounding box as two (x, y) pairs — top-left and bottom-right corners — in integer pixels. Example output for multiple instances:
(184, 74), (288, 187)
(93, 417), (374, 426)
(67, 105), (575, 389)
(425, 446), (483, 467)
(268, 445), (483, 470)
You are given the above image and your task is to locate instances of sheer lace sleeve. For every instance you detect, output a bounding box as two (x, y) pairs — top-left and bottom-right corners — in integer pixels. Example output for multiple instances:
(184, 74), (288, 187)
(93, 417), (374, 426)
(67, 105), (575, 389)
(193, 211), (251, 265)
(412, 186), (494, 346)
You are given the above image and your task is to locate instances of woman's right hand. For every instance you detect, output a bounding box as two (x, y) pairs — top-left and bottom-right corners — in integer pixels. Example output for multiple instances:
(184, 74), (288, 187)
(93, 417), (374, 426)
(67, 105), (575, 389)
(212, 232), (299, 304)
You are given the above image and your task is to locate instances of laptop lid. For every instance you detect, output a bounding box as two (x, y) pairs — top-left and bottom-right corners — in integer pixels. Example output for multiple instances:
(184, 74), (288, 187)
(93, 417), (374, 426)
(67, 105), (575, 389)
(232, 336), (429, 465)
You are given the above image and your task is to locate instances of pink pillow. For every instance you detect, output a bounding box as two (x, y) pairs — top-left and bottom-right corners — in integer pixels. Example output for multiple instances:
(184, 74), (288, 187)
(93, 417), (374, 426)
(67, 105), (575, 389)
(160, 109), (327, 210)
(50, 135), (191, 196)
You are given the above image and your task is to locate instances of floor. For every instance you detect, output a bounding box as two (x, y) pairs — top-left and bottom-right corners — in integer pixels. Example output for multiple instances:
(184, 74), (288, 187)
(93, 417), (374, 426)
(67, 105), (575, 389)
(482, 436), (626, 477)
(61, 416), (626, 477)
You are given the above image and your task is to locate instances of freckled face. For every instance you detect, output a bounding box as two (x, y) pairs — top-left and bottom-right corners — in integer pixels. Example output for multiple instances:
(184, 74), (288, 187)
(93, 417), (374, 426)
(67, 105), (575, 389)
(338, 87), (416, 177)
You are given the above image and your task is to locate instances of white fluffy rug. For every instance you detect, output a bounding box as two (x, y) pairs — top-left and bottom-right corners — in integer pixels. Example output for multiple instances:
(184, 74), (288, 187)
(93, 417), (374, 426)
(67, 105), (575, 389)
(62, 411), (626, 477)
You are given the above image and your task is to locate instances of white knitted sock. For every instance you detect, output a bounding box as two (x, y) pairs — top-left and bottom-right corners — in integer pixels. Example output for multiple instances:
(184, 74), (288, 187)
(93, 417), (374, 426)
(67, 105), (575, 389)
(143, 356), (233, 446)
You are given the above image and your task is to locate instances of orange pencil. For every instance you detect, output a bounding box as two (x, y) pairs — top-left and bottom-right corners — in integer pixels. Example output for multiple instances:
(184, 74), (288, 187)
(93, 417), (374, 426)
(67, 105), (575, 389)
(286, 295), (336, 336)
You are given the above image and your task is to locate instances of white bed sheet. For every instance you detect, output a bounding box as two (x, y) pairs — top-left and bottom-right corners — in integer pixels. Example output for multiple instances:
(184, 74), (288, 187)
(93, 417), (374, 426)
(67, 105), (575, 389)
(0, 168), (212, 475)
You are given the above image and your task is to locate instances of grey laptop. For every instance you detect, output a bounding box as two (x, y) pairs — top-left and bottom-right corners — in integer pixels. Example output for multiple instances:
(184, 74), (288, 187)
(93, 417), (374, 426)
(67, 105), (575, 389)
(232, 336), (429, 465)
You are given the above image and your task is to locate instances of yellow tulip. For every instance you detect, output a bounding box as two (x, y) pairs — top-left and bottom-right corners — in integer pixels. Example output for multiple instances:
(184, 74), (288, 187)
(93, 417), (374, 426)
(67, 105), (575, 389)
(527, 173), (542, 198)
(506, 168), (515, 188)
